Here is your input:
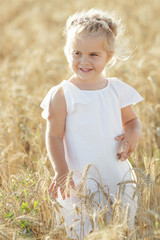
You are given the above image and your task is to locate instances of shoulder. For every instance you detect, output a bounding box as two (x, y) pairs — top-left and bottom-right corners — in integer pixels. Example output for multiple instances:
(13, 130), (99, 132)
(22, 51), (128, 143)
(108, 77), (123, 98)
(46, 84), (67, 138)
(109, 77), (144, 109)
(109, 77), (133, 94)
(51, 84), (65, 102)
(49, 84), (67, 119)
(109, 77), (130, 87)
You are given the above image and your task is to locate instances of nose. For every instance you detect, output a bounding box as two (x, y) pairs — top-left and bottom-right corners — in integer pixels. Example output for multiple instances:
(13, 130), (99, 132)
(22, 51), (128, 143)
(80, 55), (89, 65)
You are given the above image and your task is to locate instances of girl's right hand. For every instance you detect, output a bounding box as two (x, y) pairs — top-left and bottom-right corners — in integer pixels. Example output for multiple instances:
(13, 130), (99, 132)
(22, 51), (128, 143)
(49, 172), (75, 200)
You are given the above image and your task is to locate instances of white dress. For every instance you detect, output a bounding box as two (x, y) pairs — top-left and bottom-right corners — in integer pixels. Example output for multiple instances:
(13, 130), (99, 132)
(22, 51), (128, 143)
(40, 77), (144, 239)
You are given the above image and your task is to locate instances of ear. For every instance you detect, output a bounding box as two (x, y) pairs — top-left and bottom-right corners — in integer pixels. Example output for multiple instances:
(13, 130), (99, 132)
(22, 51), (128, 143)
(106, 51), (114, 63)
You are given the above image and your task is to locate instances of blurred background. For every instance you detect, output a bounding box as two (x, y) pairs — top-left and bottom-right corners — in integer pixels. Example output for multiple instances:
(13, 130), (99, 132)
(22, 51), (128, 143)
(0, 0), (159, 175)
(0, 0), (159, 239)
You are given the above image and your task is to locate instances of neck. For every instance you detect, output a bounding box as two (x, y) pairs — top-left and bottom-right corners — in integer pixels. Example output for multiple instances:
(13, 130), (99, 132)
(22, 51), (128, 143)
(69, 75), (108, 90)
(73, 74), (105, 85)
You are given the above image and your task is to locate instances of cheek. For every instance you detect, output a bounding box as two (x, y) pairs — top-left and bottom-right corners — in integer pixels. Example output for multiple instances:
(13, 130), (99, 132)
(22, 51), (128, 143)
(71, 58), (80, 67)
(94, 59), (106, 68)
(69, 59), (78, 71)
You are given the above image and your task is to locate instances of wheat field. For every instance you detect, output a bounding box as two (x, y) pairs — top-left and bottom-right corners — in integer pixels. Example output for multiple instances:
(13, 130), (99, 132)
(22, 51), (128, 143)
(0, 0), (160, 239)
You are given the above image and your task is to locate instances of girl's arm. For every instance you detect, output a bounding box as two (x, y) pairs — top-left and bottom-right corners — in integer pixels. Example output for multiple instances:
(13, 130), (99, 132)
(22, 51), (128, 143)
(46, 86), (74, 199)
(115, 105), (142, 161)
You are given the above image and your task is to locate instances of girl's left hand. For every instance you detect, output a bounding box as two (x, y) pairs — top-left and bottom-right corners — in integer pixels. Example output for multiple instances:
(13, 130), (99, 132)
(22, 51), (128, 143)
(115, 130), (141, 161)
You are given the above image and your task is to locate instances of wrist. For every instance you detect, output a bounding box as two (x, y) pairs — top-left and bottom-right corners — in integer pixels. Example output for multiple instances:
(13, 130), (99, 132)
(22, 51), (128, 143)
(124, 118), (142, 135)
(125, 128), (142, 142)
(54, 168), (69, 177)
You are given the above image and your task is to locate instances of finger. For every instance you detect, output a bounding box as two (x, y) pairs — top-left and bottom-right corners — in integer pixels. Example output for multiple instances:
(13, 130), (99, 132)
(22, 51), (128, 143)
(115, 134), (125, 141)
(117, 142), (131, 161)
(66, 180), (76, 198)
(124, 143), (133, 157)
(123, 141), (129, 152)
(117, 152), (122, 159)
(66, 191), (70, 198)
(54, 181), (62, 199)
(126, 150), (132, 159)
(70, 180), (76, 190)
(120, 151), (128, 161)
(60, 186), (66, 200)
(120, 142), (129, 161)
(121, 151), (129, 161)
(50, 180), (59, 198)
(117, 140), (128, 158)
(49, 182), (59, 199)
(53, 186), (59, 198)
(49, 181), (55, 195)
(120, 148), (132, 161)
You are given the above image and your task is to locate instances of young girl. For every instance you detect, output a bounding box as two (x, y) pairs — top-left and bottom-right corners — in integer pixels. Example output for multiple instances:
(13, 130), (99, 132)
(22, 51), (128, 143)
(40, 9), (144, 239)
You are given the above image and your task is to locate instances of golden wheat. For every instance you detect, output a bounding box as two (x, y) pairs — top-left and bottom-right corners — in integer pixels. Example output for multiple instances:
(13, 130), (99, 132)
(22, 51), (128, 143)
(0, 0), (160, 239)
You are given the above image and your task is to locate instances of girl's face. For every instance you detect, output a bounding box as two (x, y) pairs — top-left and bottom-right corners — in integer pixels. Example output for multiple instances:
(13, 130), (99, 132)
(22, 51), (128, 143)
(69, 35), (111, 83)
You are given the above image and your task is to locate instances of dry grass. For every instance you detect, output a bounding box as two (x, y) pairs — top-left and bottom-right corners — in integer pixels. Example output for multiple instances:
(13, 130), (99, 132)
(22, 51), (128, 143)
(0, 0), (160, 239)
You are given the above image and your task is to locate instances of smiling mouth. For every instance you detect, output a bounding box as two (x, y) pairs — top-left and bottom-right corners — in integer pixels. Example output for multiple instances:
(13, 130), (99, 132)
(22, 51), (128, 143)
(80, 68), (93, 73)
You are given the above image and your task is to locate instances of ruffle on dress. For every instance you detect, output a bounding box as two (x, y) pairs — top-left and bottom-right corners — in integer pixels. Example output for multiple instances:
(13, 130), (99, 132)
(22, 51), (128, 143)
(61, 80), (93, 113)
(62, 79), (144, 111)
(40, 86), (58, 120)
(109, 78), (144, 108)
(40, 78), (144, 120)
(40, 80), (93, 119)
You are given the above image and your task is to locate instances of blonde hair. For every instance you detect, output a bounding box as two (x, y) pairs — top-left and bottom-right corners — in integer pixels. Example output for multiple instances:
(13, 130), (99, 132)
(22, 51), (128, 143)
(63, 9), (130, 68)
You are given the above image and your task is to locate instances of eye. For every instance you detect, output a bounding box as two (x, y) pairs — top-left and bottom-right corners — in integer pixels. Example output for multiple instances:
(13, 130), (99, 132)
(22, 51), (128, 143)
(90, 53), (98, 56)
(74, 51), (81, 56)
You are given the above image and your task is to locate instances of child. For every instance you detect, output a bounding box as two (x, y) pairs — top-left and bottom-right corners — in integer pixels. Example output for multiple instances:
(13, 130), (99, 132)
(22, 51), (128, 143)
(40, 9), (144, 239)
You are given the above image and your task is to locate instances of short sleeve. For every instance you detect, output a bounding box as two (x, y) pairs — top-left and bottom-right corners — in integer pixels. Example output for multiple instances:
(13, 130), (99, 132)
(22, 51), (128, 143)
(111, 78), (144, 108)
(40, 86), (57, 120)
(61, 80), (92, 114)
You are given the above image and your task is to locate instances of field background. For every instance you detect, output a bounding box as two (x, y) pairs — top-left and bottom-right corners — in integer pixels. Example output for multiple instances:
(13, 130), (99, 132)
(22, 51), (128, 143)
(0, 0), (160, 239)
